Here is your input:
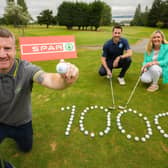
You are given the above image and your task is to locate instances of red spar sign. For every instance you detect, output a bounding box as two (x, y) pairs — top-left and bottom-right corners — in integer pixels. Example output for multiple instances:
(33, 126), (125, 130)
(19, 36), (77, 62)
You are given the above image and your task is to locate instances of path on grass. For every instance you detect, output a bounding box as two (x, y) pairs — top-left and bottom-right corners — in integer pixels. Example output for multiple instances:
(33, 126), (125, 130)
(78, 38), (149, 53)
(131, 38), (148, 53)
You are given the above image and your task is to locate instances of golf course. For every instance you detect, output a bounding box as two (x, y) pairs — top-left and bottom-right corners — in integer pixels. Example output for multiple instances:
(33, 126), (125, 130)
(0, 25), (168, 168)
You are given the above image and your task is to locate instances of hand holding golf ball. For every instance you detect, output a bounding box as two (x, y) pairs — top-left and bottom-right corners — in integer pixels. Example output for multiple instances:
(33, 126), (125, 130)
(56, 62), (68, 74)
(56, 60), (79, 83)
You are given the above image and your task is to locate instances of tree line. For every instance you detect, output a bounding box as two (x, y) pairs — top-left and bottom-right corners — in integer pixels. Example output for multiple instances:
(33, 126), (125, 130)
(0, 0), (112, 31)
(56, 1), (111, 30)
(1, 0), (168, 29)
(131, 0), (168, 28)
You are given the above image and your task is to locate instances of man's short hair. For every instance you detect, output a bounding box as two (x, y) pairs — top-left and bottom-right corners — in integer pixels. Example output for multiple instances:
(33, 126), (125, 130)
(0, 27), (15, 42)
(112, 25), (123, 32)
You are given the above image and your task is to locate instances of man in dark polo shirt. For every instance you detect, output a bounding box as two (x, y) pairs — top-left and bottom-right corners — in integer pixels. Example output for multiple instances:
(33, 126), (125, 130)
(0, 27), (79, 156)
(98, 25), (132, 85)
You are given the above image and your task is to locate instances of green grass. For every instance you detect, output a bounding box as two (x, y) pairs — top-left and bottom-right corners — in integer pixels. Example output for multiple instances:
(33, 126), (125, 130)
(0, 25), (168, 168)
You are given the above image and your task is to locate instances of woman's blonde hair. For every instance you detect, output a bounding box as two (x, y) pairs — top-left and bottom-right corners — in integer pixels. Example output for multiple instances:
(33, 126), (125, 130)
(145, 30), (168, 55)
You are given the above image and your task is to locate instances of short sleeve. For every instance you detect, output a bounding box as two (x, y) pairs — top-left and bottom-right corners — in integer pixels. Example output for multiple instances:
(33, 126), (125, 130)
(123, 39), (130, 50)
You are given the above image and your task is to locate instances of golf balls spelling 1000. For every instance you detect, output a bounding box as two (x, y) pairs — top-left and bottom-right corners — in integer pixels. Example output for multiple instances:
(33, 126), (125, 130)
(60, 105), (168, 142)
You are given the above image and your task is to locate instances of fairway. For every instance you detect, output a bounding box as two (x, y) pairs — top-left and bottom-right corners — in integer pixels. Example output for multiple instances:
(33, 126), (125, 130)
(0, 26), (168, 168)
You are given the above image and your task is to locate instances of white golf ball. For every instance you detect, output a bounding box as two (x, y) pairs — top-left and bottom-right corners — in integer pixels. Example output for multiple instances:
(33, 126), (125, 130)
(71, 111), (75, 115)
(158, 113), (162, 117)
(83, 110), (87, 113)
(145, 134), (150, 139)
(84, 130), (89, 135)
(99, 131), (104, 136)
(72, 105), (76, 108)
(133, 110), (137, 114)
(157, 126), (161, 130)
(66, 127), (70, 131)
(160, 129), (165, 134)
(134, 136), (139, 141)
(126, 134), (131, 139)
(67, 124), (71, 128)
(128, 108), (132, 112)
(146, 123), (151, 128)
(164, 134), (168, 138)
(118, 126), (122, 130)
(80, 116), (84, 120)
(61, 107), (65, 111)
(121, 129), (126, 134)
(104, 130), (109, 134)
(94, 105), (98, 109)
(81, 112), (85, 116)
(79, 123), (83, 128)
(141, 137), (146, 142)
(138, 113), (143, 117)
(148, 131), (152, 135)
(143, 117), (148, 120)
(79, 120), (83, 124)
(56, 62), (68, 74)
(90, 132), (95, 137)
(71, 108), (76, 112)
(80, 127), (85, 131)
(107, 112), (111, 116)
(65, 131), (69, 136)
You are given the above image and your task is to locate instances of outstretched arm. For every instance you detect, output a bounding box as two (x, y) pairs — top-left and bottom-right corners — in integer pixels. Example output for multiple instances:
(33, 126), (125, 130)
(33, 63), (79, 90)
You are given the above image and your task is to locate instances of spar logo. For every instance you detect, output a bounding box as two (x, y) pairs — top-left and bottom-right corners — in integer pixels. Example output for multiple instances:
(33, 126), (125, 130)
(21, 42), (75, 55)
(65, 43), (74, 51)
(19, 36), (77, 62)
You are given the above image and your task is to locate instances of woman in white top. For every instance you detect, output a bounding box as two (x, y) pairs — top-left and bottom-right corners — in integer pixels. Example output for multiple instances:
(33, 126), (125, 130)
(141, 30), (168, 92)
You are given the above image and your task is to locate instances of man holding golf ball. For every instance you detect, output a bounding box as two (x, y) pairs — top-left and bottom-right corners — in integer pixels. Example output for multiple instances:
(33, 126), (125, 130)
(0, 27), (79, 154)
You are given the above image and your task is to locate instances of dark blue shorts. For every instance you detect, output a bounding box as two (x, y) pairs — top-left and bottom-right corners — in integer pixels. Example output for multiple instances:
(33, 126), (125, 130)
(0, 121), (33, 153)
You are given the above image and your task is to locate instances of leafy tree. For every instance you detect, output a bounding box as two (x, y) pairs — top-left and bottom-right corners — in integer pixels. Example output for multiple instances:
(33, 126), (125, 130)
(7, 0), (14, 2)
(72, 2), (89, 30)
(131, 4), (143, 26)
(17, 0), (28, 11)
(147, 0), (163, 27)
(160, 0), (168, 27)
(0, 17), (6, 25)
(52, 15), (58, 25)
(156, 21), (164, 28)
(88, 1), (104, 31)
(4, 1), (31, 27)
(7, 0), (30, 17)
(141, 6), (149, 26)
(100, 2), (112, 26)
(37, 9), (54, 28)
(57, 2), (75, 29)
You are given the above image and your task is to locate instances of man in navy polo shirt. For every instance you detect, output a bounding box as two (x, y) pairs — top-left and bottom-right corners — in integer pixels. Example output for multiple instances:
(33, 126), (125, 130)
(98, 25), (132, 85)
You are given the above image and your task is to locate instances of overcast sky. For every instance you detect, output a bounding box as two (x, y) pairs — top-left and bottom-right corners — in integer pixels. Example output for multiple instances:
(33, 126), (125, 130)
(0, 0), (154, 19)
